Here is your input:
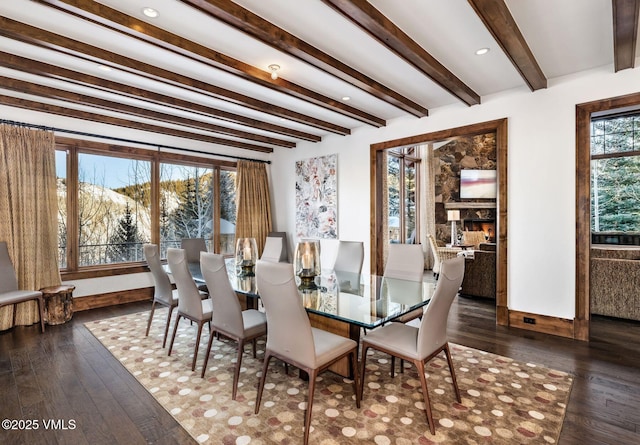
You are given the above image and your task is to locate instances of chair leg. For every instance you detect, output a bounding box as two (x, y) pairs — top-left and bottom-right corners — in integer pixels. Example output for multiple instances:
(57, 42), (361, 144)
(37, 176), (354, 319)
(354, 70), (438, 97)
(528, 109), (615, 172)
(252, 338), (257, 358)
(444, 343), (461, 402)
(145, 301), (157, 337)
(255, 351), (272, 414)
(304, 369), (318, 445)
(416, 360), (435, 435)
(232, 339), (245, 400)
(168, 314), (182, 356)
(390, 355), (395, 378)
(37, 297), (45, 333)
(349, 351), (360, 408)
(192, 321), (204, 372)
(162, 306), (174, 348)
(200, 328), (217, 379)
(359, 345), (369, 398)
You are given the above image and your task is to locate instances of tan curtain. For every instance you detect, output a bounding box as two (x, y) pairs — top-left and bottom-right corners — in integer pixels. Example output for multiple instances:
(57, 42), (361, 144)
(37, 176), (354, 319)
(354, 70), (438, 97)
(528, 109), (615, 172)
(420, 144), (437, 270)
(235, 160), (272, 254)
(0, 124), (61, 330)
(381, 151), (390, 269)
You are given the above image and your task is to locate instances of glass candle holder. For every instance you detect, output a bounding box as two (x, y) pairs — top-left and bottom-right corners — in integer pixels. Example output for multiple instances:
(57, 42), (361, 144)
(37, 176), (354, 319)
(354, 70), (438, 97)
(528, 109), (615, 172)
(235, 237), (257, 276)
(294, 240), (320, 290)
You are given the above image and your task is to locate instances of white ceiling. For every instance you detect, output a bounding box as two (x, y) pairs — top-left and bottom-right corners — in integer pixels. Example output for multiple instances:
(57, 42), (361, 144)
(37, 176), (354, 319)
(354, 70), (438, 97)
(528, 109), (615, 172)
(0, 0), (635, 154)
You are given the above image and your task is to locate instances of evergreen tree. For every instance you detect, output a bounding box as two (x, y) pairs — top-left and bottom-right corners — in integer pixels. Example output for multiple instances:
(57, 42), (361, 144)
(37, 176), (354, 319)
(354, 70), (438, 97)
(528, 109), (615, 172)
(108, 203), (143, 262)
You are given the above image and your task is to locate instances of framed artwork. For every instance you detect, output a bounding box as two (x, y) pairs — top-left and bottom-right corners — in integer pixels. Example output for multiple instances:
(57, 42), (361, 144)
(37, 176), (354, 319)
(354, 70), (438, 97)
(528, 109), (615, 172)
(295, 154), (337, 239)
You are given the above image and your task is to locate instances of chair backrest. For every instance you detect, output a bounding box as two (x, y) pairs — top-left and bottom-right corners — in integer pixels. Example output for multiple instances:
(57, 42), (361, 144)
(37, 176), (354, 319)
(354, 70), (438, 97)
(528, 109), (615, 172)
(427, 234), (440, 260)
(200, 252), (244, 338)
(384, 243), (424, 282)
(265, 231), (289, 262)
(0, 241), (18, 293)
(255, 260), (315, 367)
(417, 256), (465, 357)
(181, 238), (207, 263)
(167, 248), (205, 318)
(143, 243), (174, 305)
(333, 241), (364, 274)
(261, 237), (284, 262)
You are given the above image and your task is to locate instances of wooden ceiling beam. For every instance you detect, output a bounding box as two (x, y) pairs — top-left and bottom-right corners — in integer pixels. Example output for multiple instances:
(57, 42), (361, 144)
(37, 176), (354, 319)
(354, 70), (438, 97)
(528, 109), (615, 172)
(180, 0), (428, 117)
(35, 0), (385, 127)
(0, 51), (320, 142)
(0, 17), (350, 135)
(322, 0), (480, 106)
(467, 0), (547, 91)
(0, 94), (274, 153)
(612, 0), (640, 72)
(0, 76), (295, 148)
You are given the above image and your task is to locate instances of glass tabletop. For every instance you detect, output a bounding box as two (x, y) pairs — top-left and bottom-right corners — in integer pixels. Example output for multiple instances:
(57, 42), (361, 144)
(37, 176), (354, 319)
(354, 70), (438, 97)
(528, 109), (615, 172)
(173, 260), (435, 330)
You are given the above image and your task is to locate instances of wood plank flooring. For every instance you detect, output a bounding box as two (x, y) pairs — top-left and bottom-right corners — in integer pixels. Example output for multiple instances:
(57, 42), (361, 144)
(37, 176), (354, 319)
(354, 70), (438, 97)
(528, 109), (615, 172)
(1, 296), (639, 444)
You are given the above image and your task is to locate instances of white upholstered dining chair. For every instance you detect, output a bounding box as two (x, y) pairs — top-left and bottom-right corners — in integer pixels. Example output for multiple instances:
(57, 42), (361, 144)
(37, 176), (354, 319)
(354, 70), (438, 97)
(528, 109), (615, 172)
(254, 260), (360, 445)
(167, 248), (213, 372)
(199, 252), (267, 400)
(360, 256), (465, 435)
(0, 241), (45, 333)
(332, 240), (364, 274)
(143, 243), (178, 347)
(385, 243), (425, 325)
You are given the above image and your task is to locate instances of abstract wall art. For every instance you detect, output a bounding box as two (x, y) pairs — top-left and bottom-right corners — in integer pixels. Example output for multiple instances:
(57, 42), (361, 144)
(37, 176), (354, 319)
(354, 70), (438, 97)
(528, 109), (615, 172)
(295, 154), (337, 239)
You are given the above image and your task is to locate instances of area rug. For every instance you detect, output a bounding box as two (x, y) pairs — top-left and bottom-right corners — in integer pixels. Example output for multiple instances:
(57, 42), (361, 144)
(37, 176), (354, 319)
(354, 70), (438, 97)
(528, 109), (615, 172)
(85, 310), (572, 444)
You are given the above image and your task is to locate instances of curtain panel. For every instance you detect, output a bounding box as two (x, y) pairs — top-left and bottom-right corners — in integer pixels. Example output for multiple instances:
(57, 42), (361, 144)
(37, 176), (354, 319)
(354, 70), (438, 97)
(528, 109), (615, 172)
(235, 160), (272, 255)
(0, 124), (61, 330)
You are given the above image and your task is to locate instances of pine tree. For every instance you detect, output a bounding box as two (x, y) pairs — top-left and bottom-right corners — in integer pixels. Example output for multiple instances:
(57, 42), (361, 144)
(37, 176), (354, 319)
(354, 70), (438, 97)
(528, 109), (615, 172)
(108, 203), (143, 262)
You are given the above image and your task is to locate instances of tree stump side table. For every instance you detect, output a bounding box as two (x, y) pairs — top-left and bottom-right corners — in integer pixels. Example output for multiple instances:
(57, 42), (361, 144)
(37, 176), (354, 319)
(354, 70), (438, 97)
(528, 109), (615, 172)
(40, 284), (75, 325)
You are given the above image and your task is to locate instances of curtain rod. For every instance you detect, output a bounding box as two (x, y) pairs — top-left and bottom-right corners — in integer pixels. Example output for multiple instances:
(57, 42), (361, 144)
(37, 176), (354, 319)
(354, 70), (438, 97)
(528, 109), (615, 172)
(0, 119), (271, 164)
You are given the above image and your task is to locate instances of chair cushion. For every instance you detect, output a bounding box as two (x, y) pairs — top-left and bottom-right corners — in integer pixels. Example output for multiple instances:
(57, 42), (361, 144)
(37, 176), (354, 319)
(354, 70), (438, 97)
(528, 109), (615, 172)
(0, 290), (42, 306)
(241, 309), (267, 338)
(310, 327), (357, 369)
(363, 322), (419, 359)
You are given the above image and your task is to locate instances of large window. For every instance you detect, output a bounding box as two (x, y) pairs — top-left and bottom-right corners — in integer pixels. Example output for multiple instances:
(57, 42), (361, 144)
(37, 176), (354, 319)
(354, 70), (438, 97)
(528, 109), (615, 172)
(56, 139), (236, 274)
(387, 147), (420, 243)
(591, 115), (640, 235)
(78, 153), (151, 266)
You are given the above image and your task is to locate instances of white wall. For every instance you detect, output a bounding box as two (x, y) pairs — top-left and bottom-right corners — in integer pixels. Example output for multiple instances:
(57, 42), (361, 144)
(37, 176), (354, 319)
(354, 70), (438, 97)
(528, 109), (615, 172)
(5, 63), (640, 316)
(270, 63), (640, 320)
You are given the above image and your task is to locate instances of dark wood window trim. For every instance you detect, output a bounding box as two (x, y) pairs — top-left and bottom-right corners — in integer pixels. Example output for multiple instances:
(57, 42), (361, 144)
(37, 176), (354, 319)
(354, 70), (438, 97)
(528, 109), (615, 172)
(56, 136), (236, 280)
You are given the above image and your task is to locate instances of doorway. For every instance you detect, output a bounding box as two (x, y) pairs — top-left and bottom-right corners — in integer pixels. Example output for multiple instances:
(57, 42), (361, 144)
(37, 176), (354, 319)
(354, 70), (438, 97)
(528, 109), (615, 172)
(370, 119), (509, 326)
(575, 92), (640, 340)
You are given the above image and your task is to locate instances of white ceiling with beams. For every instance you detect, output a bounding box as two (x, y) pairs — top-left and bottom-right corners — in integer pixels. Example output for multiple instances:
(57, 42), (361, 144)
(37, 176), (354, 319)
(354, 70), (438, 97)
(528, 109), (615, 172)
(0, 0), (637, 155)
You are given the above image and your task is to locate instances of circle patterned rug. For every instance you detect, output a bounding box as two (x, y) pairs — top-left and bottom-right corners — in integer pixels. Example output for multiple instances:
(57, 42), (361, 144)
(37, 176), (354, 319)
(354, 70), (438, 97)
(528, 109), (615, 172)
(85, 310), (572, 444)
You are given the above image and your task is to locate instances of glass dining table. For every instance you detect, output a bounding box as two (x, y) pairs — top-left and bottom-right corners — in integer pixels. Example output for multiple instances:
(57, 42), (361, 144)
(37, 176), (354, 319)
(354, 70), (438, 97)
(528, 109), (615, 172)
(173, 260), (436, 377)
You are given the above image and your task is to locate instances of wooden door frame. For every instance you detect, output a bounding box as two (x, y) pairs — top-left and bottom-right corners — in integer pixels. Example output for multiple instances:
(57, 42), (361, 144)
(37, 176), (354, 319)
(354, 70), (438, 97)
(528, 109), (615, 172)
(370, 118), (509, 326)
(575, 92), (640, 341)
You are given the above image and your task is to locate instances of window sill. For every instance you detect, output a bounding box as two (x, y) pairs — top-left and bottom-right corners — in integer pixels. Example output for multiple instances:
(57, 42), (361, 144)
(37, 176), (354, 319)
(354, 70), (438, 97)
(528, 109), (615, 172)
(60, 263), (149, 281)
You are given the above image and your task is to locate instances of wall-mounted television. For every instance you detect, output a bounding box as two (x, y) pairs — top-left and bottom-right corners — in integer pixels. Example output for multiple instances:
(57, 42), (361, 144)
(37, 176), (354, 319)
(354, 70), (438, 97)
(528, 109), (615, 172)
(460, 169), (497, 199)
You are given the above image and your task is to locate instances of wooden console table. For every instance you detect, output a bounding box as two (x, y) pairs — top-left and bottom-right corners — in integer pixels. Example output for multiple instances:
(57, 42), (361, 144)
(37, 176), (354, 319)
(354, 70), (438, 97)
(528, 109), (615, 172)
(40, 284), (75, 325)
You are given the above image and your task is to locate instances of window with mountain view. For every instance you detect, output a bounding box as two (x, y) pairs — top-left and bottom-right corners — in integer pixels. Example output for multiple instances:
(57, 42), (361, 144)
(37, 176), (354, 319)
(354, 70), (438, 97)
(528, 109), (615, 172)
(591, 114), (640, 237)
(56, 141), (237, 271)
(77, 153), (151, 266)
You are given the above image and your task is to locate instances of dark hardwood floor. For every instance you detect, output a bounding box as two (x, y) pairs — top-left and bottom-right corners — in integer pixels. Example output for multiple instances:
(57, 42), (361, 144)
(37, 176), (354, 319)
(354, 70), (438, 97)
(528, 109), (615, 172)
(1, 297), (639, 444)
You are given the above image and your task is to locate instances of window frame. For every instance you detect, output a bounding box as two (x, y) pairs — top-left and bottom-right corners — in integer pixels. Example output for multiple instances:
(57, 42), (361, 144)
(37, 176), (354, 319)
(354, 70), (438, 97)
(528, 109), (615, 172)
(56, 137), (236, 280)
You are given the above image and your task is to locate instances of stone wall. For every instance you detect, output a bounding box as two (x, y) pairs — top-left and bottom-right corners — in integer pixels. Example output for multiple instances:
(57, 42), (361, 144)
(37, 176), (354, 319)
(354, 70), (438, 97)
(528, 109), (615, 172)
(433, 132), (497, 245)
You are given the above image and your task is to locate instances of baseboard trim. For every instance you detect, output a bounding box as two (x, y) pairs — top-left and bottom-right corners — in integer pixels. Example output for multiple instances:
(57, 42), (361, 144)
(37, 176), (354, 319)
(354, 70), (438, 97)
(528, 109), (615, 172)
(73, 287), (153, 312)
(508, 309), (575, 339)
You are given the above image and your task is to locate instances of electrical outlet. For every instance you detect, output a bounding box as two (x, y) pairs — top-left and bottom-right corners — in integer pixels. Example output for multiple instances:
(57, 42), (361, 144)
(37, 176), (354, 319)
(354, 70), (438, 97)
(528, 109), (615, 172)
(523, 317), (536, 324)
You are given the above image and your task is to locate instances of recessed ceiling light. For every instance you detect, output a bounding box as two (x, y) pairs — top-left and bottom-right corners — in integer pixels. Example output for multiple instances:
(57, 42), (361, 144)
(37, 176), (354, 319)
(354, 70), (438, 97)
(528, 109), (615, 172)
(142, 7), (159, 18)
(98, 65), (112, 72)
(342, 96), (351, 101)
(475, 47), (490, 56)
